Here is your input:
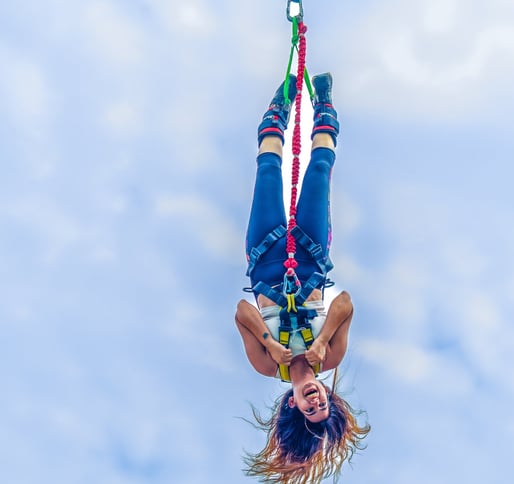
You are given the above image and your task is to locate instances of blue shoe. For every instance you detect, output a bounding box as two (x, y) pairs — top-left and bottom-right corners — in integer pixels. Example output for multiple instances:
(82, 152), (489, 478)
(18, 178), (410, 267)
(311, 73), (339, 146)
(258, 74), (297, 145)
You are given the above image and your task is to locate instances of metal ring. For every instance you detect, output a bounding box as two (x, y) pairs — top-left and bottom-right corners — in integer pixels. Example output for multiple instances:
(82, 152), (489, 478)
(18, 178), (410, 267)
(287, 0), (303, 22)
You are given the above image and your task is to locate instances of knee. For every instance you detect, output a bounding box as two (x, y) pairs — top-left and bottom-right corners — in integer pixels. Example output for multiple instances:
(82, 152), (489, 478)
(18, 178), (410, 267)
(307, 156), (333, 175)
(310, 147), (335, 170)
(256, 152), (282, 171)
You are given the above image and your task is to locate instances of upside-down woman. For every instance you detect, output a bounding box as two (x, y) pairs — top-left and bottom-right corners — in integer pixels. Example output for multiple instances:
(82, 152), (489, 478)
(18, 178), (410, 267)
(235, 73), (370, 484)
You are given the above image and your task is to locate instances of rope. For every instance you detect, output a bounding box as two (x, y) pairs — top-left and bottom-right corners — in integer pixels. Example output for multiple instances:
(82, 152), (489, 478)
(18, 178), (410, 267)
(283, 18), (308, 283)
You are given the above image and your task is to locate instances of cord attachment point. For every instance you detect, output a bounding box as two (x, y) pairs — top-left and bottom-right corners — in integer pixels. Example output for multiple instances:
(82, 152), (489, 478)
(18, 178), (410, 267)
(287, 0), (303, 21)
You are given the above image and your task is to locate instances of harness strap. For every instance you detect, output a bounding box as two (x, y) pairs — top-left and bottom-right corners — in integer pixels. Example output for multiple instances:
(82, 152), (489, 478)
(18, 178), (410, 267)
(294, 272), (326, 305)
(279, 363), (292, 382)
(246, 224), (333, 292)
(278, 326), (292, 381)
(251, 271), (326, 307)
(277, 306), (321, 382)
(246, 225), (287, 277)
(251, 281), (288, 307)
(291, 225), (334, 274)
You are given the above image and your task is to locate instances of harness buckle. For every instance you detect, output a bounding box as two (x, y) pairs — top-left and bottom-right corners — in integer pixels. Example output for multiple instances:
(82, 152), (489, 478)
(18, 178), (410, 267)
(279, 326), (291, 347)
(283, 271), (301, 297)
(299, 326), (314, 347)
(309, 243), (323, 259)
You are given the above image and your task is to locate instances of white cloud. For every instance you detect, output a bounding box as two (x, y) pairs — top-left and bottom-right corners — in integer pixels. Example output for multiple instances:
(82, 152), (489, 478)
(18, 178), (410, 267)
(5, 197), (83, 263)
(81, 1), (147, 67)
(358, 339), (473, 397)
(147, 0), (218, 39)
(360, 340), (432, 383)
(150, 0), (217, 36)
(334, 192), (362, 236)
(154, 193), (242, 260)
(165, 302), (237, 373)
(332, 253), (366, 288)
(423, 0), (459, 34)
(333, 0), (514, 119)
(438, 237), (489, 281)
(445, 285), (514, 386)
(0, 44), (53, 126)
(2, 193), (121, 266)
(376, 257), (430, 326)
(102, 100), (143, 136)
(345, 178), (514, 396)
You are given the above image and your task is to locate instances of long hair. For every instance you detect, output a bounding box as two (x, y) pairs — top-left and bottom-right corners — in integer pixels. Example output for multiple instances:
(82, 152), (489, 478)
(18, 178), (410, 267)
(243, 382), (370, 484)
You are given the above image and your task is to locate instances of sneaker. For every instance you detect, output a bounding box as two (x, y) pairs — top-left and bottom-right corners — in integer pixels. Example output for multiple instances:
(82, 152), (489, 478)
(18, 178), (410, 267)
(312, 72), (333, 105)
(311, 73), (339, 145)
(258, 74), (298, 145)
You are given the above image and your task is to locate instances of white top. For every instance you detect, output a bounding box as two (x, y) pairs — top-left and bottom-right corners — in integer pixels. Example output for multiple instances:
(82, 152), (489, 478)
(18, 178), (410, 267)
(260, 300), (327, 378)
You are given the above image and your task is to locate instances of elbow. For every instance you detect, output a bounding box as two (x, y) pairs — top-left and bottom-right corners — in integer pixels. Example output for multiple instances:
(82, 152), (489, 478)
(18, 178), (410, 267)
(337, 291), (354, 319)
(236, 299), (249, 314)
(235, 299), (251, 323)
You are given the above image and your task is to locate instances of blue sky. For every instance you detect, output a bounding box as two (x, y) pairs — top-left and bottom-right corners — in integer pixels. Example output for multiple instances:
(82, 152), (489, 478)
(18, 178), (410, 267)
(1, 1), (513, 483)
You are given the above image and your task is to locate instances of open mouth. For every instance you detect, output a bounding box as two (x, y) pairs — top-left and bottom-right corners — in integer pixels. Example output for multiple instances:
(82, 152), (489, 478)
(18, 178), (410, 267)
(303, 383), (319, 398)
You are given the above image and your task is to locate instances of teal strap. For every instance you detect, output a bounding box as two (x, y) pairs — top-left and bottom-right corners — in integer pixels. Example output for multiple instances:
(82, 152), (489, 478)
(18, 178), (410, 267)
(246, 225), (287, 277)
(290, 225), (334, 274)
(251, 281), (288, 307)
(295, 272), (326, 305)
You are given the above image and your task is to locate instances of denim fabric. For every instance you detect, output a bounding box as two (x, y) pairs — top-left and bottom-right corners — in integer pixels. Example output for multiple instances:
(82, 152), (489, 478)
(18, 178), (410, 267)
(245, 147), (335, 287)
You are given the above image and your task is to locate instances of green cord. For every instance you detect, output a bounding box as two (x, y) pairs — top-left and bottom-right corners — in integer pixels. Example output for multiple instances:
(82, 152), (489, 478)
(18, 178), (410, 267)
(283, 18), (298, 104)
(304, 67), (314, 101)
(282, 17), (315, 105)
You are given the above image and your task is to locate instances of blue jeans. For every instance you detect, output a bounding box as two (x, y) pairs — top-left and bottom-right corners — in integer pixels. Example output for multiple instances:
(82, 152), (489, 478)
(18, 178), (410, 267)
(246, 147), (335, 288)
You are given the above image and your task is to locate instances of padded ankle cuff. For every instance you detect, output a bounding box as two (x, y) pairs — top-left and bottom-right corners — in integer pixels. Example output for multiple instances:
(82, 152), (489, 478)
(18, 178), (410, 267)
(257, 108), (289, 145)
(312, 103), (339, 146)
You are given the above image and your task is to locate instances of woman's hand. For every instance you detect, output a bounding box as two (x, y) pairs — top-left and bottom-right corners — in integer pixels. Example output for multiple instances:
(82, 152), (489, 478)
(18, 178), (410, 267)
(265, 338), (293, 366)
(304, 338), (328, 367)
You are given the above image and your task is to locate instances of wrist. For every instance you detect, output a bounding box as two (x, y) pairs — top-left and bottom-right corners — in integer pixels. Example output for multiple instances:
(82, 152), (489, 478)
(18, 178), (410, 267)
(317, 335), (329, 345)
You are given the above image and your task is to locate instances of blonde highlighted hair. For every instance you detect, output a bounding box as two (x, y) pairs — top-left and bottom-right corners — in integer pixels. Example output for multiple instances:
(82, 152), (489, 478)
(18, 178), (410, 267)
(243, 378), (369, 484)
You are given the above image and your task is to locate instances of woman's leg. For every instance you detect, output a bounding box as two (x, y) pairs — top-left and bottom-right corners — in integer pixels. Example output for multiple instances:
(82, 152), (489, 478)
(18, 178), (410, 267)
(245, 137), (286, 254)
(245, 77), (297, 269)
(296, 135), (336, 254)
(296, 72), (339, 256)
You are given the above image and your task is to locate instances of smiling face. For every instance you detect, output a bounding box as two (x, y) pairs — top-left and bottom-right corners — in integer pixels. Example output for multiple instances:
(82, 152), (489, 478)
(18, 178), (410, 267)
(288, 381), (330, 423)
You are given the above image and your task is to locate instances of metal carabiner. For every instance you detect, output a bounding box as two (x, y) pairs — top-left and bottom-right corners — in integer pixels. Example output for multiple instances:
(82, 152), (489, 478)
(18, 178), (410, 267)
(283, 270), (301, 300)
(287, 0), (303, 22)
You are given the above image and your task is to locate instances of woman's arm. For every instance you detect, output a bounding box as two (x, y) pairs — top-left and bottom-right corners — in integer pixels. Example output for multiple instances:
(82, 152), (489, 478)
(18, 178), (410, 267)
(304, 291), (354, 371)
(235, 299), (293, 376)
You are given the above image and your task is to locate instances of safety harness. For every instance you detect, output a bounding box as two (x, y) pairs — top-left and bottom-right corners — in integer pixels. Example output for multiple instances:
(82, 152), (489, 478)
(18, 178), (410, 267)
(246, 222), (333, 381)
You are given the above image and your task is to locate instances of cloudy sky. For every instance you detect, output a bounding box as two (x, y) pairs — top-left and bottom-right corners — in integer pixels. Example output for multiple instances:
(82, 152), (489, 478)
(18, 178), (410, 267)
(1, 1), (513, 483)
